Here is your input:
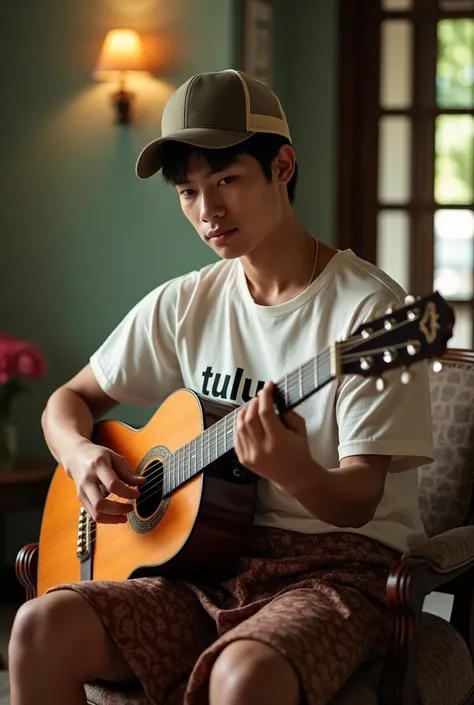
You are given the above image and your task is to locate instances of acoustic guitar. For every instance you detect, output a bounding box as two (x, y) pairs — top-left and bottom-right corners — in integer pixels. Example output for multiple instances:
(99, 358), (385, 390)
(17, 291), (454, 597)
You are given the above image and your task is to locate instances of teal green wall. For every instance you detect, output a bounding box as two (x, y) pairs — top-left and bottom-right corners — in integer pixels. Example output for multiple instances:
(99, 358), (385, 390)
(273, 0), (339, 245)
(0, 0), (338, 563)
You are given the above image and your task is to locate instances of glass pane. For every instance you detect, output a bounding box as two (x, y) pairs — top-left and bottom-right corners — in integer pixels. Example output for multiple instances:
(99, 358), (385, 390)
(377, 210), (410, 291)
(434, 209), (474, 299)
(435, 115), (474, 204)
(437, 19), (474, 109)
(448, 304), (473, 348)
(439, 1), (474, 10)
(382, 0), (412, 9)
(378, 117), (412, 204)
(380, 21), (413, 108)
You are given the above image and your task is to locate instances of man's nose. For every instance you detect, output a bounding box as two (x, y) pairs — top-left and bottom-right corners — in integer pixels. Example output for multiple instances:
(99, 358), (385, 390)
(200, 191), (226, 222)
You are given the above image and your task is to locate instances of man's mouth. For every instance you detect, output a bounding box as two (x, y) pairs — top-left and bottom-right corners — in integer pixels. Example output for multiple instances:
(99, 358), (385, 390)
(206, 228), (238, 244)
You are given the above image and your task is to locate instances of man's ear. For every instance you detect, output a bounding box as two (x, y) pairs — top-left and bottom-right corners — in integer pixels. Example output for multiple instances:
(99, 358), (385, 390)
(274, 145), (296, 185)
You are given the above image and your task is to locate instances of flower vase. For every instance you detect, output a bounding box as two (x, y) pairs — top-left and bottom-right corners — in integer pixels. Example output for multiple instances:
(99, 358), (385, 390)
(0, 421), (17, 473)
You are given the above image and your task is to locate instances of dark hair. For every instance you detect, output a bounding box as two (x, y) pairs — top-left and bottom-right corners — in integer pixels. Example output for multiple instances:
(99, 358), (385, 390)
(160, 133), (298, 204)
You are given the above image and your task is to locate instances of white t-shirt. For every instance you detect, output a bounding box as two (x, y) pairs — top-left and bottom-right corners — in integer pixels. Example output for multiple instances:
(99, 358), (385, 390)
(90, 249), (435, 553)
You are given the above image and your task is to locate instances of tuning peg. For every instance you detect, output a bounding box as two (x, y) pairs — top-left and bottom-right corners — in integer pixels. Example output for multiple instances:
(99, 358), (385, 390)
(401, 367), (415, 385)
(375, 377), (386, 392)
(432, 360), (443, 374)
(405, 295), (421, 306)
(385, 300), (405, 314)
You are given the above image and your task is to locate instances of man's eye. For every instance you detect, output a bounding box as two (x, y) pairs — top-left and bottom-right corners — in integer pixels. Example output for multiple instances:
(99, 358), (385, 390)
(180, 189), (196, 197)
(218, 176), (235, 185)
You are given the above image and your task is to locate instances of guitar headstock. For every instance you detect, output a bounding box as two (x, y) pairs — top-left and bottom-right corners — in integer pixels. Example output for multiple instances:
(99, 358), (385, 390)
(337, 291), (455, 388)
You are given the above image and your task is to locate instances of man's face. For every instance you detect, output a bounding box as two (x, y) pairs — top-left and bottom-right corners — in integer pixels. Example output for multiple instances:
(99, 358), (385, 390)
(175, 151), (284, 258)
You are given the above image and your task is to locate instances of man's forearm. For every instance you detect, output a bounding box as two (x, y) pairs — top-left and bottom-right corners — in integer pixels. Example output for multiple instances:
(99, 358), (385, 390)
(282, 459), (386, 529)
(41, 388), (94, 468)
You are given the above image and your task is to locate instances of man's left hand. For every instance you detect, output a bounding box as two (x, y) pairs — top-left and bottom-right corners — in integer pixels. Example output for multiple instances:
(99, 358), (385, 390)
(234, 380), (315, 491)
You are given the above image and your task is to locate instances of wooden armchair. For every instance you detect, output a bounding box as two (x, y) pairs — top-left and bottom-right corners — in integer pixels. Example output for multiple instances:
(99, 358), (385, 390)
(15, 349), (474, 705)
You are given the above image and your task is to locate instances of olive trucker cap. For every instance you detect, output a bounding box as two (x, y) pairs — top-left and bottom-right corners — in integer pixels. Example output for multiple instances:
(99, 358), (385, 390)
(136, 69), (292, 179)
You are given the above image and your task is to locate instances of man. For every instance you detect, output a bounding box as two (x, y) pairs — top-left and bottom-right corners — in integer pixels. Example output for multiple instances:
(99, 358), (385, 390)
(8, 69), (434, 705)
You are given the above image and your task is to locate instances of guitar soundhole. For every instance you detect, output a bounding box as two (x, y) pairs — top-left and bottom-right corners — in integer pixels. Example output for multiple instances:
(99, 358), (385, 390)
(135, 460), (164, 520)
(129, 446), (171, 534)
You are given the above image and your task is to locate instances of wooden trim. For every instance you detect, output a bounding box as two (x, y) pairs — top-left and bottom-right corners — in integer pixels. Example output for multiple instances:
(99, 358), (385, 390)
(358, 4), (381, 263)
(378, 203), (474, 211)
(336, 0), (381, 263)
(380, 108), (474, 116)
(335, 0), (359, 253)
(380, 8), (474, 19)
(441, 348), (474, 364)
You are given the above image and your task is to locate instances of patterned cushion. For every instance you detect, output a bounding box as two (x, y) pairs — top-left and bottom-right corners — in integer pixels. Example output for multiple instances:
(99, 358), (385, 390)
(330, 613), (473, 705)
(415, 613), (473, 704)
(419, 361), (474, 537)
(85, 681), (149, 705)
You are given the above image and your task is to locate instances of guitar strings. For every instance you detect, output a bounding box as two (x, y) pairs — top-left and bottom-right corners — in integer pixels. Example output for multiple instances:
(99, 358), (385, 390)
(65, 314), (422, 550)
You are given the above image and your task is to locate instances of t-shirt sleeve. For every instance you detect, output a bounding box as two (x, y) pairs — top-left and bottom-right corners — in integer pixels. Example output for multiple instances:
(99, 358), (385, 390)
(335, 292), (435, 472)
(89, 279), (185, 408)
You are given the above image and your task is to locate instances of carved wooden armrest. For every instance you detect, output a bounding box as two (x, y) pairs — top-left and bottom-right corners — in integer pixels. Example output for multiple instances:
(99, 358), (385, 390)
(378, 527), (474, 705)
(15, 542), (39, 601)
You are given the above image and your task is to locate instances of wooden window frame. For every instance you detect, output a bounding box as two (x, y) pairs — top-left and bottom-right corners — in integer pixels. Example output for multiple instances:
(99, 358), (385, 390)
(336, 0), (474, 300)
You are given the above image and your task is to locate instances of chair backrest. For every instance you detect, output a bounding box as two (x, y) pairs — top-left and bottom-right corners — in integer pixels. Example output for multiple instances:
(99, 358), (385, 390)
(419, 349), (474, 538)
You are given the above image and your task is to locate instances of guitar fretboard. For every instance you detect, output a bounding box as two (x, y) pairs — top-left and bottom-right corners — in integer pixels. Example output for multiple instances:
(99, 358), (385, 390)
(162, 345), (336, 495)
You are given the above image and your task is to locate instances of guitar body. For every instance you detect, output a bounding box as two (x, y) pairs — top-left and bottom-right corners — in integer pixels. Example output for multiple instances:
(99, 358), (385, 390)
(36, 389), (257, 596)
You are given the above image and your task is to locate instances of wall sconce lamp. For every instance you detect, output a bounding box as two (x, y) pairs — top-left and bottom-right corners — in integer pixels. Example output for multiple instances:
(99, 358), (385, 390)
(95, 29), (149, 125)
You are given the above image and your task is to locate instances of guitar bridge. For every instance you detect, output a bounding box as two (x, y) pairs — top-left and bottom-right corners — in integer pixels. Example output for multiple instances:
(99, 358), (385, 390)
(77, 506), (95, 563)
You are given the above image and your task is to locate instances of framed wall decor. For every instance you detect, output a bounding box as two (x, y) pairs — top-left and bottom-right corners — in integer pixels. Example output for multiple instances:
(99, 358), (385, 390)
(242, 0), (274, 87)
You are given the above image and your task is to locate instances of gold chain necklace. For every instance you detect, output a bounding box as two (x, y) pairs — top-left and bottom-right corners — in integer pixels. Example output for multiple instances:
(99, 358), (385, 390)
(305, 236), (319, 291)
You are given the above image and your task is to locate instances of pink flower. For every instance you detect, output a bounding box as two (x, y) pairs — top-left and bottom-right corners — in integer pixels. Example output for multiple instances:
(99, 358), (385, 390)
(0, 333), (46, 384)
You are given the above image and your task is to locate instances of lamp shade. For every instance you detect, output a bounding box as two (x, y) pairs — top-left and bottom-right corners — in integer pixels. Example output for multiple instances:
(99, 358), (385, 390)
(95, 29), (147, 73)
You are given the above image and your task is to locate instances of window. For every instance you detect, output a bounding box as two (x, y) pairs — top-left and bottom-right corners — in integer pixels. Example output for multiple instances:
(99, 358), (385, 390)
(337, 0), (474, 347)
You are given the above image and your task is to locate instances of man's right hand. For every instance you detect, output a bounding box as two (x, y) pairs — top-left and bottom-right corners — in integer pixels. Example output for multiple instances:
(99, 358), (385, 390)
(65, 440), (146, 524)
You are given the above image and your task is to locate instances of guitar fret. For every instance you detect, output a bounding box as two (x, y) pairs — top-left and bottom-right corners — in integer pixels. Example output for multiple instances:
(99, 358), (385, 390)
(302, 361), (311, 398)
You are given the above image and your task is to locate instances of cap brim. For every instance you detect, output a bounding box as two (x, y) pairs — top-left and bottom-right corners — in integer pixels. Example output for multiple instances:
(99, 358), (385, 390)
(136, 128), (255, 179)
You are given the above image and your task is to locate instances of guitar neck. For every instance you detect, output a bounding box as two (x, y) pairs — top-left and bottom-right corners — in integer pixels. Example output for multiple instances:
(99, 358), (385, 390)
(163, 345), (338, 495)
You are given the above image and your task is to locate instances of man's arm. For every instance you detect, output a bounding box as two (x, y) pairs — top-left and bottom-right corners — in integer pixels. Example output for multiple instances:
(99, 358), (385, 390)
(290, 455), (391, 529)
(42, 363), (145, 523)
(235, 381), (393, 529)
(41, 362), (118, 469)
